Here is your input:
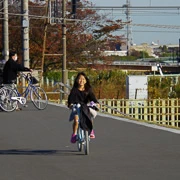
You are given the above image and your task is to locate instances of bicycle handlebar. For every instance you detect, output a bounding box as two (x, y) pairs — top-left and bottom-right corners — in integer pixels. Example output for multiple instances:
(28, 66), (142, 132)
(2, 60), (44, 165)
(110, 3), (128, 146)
(70, 101), (99, 111)
(19, 72), (31, 77)
(88, 101), (99, 111)
(19, 72), (35, 85)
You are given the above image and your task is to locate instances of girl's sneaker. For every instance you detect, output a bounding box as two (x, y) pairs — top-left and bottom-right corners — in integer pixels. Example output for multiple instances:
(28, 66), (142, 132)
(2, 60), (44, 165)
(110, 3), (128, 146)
(71, 134), (77, 143)
(90, 130), (95, 139)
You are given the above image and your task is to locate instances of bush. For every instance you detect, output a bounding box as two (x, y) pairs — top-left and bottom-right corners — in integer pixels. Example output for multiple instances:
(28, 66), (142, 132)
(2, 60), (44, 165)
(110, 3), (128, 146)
(44, 70), (180, 99)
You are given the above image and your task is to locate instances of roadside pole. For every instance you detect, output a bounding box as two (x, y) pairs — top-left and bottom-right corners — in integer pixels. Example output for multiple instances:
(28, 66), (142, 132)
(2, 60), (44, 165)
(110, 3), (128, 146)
(62, 0), (68, 99)
(21, 0), (29, 68)
(2, 0), (9, 61)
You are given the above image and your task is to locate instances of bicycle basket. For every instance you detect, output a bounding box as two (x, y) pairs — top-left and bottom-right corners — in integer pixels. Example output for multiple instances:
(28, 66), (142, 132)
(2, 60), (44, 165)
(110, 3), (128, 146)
(30, 76), (39, 84)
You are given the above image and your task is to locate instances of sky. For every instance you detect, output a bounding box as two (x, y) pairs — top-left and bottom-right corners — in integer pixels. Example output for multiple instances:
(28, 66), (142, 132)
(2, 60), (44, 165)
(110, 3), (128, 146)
(90, 0), (180, 45)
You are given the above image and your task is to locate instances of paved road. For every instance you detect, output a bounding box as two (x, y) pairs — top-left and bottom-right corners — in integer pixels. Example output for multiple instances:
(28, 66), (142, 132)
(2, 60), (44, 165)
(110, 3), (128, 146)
(0, 103), (180, 180)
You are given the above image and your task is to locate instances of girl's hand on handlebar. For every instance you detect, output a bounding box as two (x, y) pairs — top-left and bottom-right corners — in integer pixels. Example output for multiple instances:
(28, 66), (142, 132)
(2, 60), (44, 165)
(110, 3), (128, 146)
(68, 104), (73, 109)
(96, 103), (100, 109)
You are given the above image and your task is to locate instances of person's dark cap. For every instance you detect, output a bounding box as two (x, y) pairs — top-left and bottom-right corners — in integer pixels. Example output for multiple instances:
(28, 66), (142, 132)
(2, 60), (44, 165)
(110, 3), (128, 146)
(9, 50), (17, 57)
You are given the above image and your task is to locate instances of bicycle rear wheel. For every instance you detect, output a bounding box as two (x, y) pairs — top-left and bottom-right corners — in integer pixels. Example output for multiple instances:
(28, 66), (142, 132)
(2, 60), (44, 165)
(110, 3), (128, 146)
(31, 86), (48, 110)
(0, 86), (18, 112)
(84, 130), (90, 155)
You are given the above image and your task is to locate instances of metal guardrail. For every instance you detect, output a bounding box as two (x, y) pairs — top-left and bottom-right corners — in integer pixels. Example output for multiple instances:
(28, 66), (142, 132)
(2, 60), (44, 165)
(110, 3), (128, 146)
(46, 82), (71, 103)
(46, 82), (180, 128)
(99, 99), (180, 128)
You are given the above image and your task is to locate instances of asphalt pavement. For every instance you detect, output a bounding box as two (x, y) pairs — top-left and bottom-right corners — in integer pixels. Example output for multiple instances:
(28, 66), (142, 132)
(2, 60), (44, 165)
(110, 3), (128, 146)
(0, 102), (180, 180)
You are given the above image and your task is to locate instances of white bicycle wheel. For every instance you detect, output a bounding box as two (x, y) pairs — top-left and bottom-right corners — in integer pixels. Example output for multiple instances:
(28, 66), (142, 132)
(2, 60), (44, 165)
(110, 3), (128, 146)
(31, 86), (48, 110)
(0, 86), (18, 112)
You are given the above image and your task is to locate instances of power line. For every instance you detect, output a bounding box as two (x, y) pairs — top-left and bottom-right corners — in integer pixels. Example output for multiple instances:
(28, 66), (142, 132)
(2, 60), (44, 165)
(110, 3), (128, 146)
(85, 6), (180, 10)
(105, 11), (180, 16)
(1, 11), (179, 31)
(87, 5), (180, 18)
(0, 11), (50, 19)
(119, 29), (180, 33)
(132, 23), (180, 29)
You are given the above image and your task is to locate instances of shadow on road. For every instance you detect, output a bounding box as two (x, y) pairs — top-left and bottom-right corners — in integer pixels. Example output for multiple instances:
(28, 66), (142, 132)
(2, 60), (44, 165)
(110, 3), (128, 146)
(0, 149), (81, 156)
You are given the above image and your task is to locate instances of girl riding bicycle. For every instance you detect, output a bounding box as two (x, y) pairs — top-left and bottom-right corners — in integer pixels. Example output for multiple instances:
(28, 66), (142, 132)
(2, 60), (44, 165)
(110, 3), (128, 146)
(68, 72), (99, 143)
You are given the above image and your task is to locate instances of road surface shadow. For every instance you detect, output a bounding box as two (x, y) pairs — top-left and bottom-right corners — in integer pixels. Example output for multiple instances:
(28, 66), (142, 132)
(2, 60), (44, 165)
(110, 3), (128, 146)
(0, 149), (83, 156)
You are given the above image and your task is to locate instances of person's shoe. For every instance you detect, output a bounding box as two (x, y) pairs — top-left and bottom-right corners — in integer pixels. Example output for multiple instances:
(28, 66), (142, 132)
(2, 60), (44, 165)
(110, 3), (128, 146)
(16, 107), (22, 111)
(71, 134), (77, 143)
(90, 130), (95, 139)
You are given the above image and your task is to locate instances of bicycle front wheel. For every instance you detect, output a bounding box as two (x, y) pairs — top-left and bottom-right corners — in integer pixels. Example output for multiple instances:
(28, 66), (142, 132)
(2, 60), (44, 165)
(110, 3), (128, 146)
(77, 127), (84, 152)
(30, 87), (48, 110)
(0, 86), (18, 112)
(84, 130), (90, 155)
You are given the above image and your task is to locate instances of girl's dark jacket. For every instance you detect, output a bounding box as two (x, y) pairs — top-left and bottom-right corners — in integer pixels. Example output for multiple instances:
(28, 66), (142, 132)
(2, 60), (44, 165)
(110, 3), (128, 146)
(68, 88), (98, 134)
(79, 103), (93, 135)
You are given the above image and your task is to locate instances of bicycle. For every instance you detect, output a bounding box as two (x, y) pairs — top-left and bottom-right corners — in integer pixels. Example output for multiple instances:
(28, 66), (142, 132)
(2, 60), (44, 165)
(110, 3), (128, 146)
(71, 104), (90, 155)
(77, 122), (90, 155)
(72, 102), (98, 155)
(1, 72), (48, 112)
(0, 85), (18, 112)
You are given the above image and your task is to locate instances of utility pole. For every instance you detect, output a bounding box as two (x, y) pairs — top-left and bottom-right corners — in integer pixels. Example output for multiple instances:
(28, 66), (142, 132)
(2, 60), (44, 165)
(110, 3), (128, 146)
(125, 0), (130, 56)
(178, 38), (180, 63)
(124, 0), (133, 56)
(2, 0), (9, 61)
(62, 0), (68, 96)
(21, 0), (29, 68)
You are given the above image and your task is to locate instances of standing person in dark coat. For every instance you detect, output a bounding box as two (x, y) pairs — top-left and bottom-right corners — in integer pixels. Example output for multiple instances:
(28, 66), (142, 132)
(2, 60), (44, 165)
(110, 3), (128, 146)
(2, 50), (32, 110)
(3, 50), (31, 84)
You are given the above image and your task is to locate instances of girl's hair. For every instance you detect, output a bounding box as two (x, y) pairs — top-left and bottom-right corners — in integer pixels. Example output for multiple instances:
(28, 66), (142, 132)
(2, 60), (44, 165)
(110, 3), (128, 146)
(73, 72), (91, 92)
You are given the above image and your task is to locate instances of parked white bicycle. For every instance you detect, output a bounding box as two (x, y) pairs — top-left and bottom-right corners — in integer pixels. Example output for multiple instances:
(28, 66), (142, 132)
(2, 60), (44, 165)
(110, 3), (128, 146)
(0, 72), (48, 112)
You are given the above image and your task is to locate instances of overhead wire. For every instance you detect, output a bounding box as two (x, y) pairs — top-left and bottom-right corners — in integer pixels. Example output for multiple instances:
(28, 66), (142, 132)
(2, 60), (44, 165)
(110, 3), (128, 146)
(0, 3), (180, 31)
(119, 29), (180, 33)
(94, 6), (180, 36)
